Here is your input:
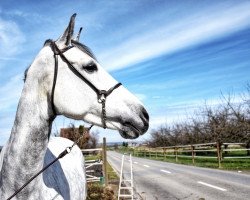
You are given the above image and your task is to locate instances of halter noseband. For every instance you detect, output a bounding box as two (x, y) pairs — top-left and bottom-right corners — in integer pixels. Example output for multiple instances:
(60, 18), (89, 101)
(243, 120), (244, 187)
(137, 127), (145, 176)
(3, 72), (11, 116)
(50, 41), (122, 129)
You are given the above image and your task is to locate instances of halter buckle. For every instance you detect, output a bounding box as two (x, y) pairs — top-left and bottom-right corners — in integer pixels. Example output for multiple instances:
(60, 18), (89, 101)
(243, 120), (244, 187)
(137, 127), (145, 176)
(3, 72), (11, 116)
(98, 90), (107, 103)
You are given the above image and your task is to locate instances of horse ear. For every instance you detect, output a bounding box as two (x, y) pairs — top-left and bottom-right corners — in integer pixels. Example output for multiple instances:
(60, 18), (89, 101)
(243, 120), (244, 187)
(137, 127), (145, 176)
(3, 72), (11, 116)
(56, 13), (76, 47)
(76, 27), (83, 42)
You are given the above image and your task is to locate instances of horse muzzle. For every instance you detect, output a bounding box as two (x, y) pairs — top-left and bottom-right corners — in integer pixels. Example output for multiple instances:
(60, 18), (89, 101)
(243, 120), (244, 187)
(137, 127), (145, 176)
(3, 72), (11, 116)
(119, 107), (149, 139)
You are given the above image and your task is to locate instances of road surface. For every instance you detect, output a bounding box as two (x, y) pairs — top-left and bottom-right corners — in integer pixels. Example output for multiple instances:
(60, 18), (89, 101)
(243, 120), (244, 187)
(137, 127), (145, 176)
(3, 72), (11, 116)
(107, 151), (250, 200)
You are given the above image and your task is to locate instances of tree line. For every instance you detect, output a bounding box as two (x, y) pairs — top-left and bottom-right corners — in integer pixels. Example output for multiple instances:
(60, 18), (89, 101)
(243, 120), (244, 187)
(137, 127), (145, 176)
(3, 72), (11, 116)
(147, 84), (250, 151)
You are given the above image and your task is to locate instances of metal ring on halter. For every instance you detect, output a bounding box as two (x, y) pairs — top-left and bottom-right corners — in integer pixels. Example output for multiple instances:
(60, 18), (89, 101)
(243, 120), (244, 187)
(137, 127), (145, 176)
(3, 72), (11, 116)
(50, 41), (122, 128)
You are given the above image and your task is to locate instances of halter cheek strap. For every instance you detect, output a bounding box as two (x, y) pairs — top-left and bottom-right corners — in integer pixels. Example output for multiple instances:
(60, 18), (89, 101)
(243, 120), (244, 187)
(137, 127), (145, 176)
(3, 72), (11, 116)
(50, 41), (122, 129)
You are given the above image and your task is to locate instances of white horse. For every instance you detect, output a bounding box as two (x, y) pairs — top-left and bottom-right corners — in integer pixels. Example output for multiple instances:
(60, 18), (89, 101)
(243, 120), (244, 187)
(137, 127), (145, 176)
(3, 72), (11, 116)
(0, 14), (149, 200)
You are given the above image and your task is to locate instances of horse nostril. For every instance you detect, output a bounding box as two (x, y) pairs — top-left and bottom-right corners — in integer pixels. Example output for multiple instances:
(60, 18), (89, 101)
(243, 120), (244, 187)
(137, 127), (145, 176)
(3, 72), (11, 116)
(140, 107), (149, 133)
(141, 107), (149, 122)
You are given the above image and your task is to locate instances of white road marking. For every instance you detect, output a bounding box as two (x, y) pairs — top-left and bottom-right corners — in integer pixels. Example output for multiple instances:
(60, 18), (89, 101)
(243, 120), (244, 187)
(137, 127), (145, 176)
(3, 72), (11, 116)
(198, 181), (227, 191)
(143, 165), (150, 168)
(134, 162), (138, 164)
(160, 169), (172, 174)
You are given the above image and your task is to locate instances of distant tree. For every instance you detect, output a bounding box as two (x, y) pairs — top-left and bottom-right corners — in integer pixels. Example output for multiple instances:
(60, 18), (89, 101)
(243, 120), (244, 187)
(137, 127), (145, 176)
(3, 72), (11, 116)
(122, 141), (128, 147)
(60, 123), (99, 149)
(114, 143), (118, 150)
(147, 85), (250, 147)
(147, 125), (172, 147)
(87, 131), (99, 149)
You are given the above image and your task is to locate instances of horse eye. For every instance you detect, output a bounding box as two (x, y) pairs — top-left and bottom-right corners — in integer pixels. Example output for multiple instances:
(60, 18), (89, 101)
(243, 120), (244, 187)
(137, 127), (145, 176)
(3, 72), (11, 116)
(82, 62), (97, 73)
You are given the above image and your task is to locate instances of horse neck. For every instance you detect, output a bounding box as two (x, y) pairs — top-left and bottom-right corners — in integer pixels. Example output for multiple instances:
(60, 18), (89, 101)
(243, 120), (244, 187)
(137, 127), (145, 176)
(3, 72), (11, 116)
(1, 78), (54, 196)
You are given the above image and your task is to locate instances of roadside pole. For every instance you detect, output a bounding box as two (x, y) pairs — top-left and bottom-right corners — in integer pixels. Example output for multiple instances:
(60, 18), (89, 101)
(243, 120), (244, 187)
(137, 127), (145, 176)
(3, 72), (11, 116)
(216, 142), (222, 168)
(102, 137), (108, 186)
(175, 147), (178, 162)
(163, 148), (166, 161)
(191, 145), (195, 165)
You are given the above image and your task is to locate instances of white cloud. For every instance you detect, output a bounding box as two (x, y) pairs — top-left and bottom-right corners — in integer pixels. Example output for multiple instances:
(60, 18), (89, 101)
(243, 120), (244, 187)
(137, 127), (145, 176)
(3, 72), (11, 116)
(149, 115), (168, 128)
(0, 74), (23, 111)
(134, 93), (147, 101)
(148, 93), (245, 129)
(0, 112), (16, 146)
(0, 17), (25, 58)
(99, 3), (250, 71)
(0, 128), (11, 146)
(152, 96), (161, 99)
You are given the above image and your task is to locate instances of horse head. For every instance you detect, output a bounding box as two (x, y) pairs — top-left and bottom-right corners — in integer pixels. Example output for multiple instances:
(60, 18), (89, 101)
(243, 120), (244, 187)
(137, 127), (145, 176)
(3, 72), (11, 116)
(25, 14), (149, 139)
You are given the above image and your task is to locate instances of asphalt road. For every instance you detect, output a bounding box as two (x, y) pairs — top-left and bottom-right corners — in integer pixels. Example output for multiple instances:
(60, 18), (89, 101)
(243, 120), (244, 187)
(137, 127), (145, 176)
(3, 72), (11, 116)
(107, 151), (250, 200)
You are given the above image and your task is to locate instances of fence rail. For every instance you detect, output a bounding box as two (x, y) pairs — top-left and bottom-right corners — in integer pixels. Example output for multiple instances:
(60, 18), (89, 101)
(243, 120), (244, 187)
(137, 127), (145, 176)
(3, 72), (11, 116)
(120, 142), (250, 168)
(82, 138), (108, 185)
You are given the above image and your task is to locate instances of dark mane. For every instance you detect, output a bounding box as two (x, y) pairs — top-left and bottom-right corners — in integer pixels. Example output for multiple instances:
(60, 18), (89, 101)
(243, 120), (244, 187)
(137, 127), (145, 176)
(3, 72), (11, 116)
(43, 39), (53, 47)
(43, 39), (97, 60)
(23, 65), (30, 82)
(71, 40), (97, 61)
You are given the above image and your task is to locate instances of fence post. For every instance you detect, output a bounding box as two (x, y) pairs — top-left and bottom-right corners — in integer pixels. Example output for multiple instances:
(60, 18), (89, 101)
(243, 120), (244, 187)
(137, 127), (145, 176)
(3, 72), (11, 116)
(102, 137), (108, 186)
(224, 144), (228, 156)
(220, 144), (223, 161)
(247, 143), (250, 156)
(175, 147), (178, 162)
(216, 142), (222, 168)
(163, 148), (166, 161)
(191, 145), (195, 165)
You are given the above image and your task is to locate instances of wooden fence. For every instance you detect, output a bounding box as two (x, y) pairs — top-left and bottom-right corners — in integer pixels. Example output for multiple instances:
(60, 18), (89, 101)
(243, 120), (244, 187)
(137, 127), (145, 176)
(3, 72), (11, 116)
(122, 142), (250, 168)
(82, 137), (108, 186)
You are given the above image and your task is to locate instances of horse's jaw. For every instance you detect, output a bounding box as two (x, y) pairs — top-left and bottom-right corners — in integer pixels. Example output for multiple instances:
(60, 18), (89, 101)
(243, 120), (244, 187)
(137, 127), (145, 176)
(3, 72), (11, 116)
(119, 130), (139, 139)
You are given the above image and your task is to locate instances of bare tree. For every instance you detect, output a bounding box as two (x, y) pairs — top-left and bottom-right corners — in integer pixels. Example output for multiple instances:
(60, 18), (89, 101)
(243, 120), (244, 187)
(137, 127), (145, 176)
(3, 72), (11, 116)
(60, 124), (99, 149)
(147, 85), (250, 148)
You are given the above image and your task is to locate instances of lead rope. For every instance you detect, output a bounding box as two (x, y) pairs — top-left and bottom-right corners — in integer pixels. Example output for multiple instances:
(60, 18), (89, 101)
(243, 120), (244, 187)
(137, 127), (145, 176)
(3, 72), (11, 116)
(98, 93), (107, 129)
(101, 100), (107, 129)
(7, 125), (94, 200)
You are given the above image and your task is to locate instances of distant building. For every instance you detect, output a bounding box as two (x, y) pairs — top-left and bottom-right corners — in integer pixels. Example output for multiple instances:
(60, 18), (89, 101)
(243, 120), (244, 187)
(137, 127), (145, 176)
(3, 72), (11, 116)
(128, 142), (139, 147)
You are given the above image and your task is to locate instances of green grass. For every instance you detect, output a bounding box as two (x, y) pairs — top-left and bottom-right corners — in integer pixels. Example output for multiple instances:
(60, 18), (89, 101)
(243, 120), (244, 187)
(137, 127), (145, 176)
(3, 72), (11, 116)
(107, 161), (119, 180)
(221, 158), (250, 169)
(84, 153), (102, 161)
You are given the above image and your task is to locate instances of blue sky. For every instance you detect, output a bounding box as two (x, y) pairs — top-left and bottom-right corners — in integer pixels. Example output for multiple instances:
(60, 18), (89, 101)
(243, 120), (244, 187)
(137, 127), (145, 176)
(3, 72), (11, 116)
(0, 0), (250, 145)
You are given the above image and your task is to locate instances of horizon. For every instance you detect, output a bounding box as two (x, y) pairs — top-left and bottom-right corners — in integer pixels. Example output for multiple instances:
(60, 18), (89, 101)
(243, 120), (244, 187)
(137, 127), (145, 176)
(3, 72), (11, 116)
(0, 0), (250, 145)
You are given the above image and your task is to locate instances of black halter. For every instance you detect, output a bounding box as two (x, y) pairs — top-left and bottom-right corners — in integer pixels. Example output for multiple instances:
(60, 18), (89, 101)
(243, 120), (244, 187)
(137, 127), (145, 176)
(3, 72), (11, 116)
(50, 41), (122, 128)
